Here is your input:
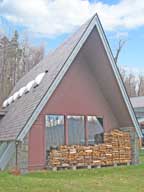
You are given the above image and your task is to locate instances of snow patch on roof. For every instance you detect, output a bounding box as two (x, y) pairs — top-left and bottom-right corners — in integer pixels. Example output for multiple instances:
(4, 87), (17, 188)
(2, 72), (46, 108)
(34, 72), (45, 86)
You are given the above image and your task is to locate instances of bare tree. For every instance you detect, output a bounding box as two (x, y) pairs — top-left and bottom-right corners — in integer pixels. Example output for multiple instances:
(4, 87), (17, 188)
(124, 73), (137, 97)
(136, 74), (144, 96)
(120, 66), (144, 97)
(114, 39), (126, 64)
(114, 39), (139, 97)
(0, 31), (45, 106)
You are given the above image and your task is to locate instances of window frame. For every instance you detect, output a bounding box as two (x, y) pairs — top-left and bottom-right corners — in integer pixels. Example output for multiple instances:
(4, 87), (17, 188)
(45, 114), (104, 146)
(45, 114), (65, 150)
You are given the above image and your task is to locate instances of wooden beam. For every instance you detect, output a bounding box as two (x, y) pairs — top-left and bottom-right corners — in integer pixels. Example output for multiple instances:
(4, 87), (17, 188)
(84, 116), (88, 146)
(64, 115), (68, 145)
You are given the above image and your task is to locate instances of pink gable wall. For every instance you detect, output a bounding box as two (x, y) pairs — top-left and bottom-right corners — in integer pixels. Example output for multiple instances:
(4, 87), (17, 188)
(28, 54), (119, 169)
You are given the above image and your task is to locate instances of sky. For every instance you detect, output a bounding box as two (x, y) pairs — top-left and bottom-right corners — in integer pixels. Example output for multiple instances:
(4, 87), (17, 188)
(0, 0), (144, 73)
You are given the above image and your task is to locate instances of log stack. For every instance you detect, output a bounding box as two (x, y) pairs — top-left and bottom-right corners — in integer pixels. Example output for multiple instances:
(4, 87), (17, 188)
(48, 129), (131, 168)
(104, 129), (131, 164)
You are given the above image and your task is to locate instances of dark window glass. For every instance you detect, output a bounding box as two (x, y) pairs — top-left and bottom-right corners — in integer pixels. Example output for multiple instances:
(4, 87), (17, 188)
(87, 116), (104, 145)
(45, 115), (64, 150)
(68, 116), (85, 145)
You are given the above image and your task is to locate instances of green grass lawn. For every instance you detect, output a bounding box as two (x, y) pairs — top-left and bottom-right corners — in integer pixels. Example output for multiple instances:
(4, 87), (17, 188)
(0, 151), (144, 192)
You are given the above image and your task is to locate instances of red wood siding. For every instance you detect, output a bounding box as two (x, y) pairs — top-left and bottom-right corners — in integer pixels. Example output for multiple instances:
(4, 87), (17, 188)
(28, 115), (45, 170)
(28, 55), (119, 169)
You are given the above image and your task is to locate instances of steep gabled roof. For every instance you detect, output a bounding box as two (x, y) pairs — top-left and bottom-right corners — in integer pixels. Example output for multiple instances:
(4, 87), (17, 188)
(0, 14), (142, 141)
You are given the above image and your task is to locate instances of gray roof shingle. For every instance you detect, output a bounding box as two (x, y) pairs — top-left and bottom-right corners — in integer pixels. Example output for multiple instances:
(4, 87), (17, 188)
(0, 16), (93, 141)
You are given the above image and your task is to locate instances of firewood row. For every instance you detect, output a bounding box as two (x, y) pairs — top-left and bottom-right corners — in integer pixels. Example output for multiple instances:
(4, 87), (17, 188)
(48, 129), (131, 167)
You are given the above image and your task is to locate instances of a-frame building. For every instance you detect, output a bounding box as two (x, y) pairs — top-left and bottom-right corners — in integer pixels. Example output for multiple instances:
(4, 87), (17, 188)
(0, 14), (142, 171)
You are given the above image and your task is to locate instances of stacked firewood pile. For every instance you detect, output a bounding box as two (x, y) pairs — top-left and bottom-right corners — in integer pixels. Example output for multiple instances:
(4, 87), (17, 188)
(104, 129), (131, 164)
(48, 129), (131, 168)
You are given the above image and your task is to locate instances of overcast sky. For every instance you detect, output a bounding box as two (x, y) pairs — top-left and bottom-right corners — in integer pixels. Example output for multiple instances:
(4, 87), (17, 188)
(0, 0), (144, 73)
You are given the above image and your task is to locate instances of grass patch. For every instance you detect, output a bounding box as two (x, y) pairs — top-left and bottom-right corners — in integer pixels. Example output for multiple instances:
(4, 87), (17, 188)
(140, 149), (144, 163)
(0, 163), (144, 192)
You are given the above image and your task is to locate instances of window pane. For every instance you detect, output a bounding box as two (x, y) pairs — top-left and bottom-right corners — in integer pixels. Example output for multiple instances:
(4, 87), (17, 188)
(87, 116), (104, 145)
(68, 116), (85, 145)
(45, 115), (64, 150)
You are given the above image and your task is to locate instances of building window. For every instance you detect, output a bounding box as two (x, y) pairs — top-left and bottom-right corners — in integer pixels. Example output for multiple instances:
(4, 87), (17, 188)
(67, 116), (85, 145)
(45, 115), (64, 150)
(87, 116), (104, 145)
